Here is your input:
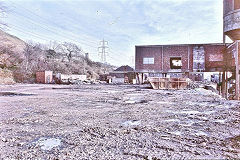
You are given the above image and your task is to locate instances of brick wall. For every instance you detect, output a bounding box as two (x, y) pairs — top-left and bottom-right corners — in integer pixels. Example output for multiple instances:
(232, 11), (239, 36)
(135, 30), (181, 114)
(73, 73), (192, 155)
(135, 44), (225, 73)
(36, 71), (53, 84)
(204, 44), (225, 71)
(135, 46), (163, 72)
(162, 45), (190, 72)
(36, 71), (45, 83)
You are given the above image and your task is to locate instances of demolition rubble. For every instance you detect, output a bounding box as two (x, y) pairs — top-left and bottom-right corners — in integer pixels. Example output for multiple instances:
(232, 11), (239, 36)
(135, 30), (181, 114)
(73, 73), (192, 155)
(0, 84), (239, 159)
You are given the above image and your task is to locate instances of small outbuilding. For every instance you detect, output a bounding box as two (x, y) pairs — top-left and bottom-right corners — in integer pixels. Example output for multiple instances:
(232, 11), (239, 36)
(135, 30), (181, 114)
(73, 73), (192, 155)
(109, 65), (135, 84)
(36, 71), (53, 84)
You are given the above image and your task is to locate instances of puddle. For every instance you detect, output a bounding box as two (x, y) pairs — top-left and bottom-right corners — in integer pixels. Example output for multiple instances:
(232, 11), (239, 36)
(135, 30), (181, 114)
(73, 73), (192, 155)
(0, 92), (34, 97)
(124, 95), (147, 104)
(216, 105), (230, 109)
(157, 101), (173, 105)
(169, 131), (181, 136)
(125, 99), (147, 104)
(95, 105), (103, 108)
(203, 110), (216, 115)
(166, 110), (200, 115)
(35, 137), (61, 151)
(186, 102), (206, 106)
(195, 131), (208, 136)
(107, 100), (117, 103)
(214, 119), (226, 124)
(180, 120), (195, 126)
(164, 119), (180, 123)
(106, 90), (120, 94)
(125, 100), (136, 104)
(23, 107), (33, 111)
(122, 120), (141, 126)
(200, 116), (208, 120)
(180, 110), (200, 114)
(166, 109), (217, 116)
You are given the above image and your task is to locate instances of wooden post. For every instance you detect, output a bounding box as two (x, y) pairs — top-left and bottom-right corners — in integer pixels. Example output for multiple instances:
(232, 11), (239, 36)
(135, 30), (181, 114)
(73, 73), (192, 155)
(219, 72), (221, 95)
(225, 71), (228, 99)
(162, 46), (164, 71)
(235, 41), (239, 100)
(159, 77), (160, 89)
(222, 71), (226, 98)
(177, 78), (179, 89)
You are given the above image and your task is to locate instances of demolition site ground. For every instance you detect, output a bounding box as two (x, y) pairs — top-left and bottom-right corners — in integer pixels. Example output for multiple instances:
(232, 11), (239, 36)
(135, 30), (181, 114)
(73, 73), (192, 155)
(0, 84), (240, 159)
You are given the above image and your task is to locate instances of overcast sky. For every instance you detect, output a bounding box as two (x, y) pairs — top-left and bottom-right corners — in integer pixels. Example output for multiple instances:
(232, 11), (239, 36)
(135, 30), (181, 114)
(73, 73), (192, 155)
(1, 0), (230, 67)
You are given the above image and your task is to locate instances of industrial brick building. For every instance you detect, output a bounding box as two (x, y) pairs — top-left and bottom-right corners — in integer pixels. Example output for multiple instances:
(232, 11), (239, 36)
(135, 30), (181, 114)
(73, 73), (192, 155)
(36, 71), (53, 84)
(135, 0), (240, 99)
(135, 43), (226, 81)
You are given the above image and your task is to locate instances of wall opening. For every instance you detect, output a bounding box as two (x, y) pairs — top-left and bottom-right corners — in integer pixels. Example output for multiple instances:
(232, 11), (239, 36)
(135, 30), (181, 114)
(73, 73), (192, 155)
(170, 57), (182, 69)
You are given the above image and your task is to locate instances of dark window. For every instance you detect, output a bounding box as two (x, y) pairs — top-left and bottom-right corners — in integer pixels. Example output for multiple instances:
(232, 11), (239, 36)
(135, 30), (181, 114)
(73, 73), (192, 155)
(235, 0), (240, 10)
(170, 57), (182, 69)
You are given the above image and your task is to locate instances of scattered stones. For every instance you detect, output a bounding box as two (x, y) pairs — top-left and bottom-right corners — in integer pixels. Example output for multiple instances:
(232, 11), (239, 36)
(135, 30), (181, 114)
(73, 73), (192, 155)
(2, 138), (7, 142)
(0, 84), (239, 159)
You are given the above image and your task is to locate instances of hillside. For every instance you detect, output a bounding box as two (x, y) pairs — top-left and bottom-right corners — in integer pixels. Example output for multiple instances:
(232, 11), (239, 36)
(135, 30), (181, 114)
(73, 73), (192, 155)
(0, 30), (115, 84)
(0, 29), (26, 53)
(0, 30), (26, 84)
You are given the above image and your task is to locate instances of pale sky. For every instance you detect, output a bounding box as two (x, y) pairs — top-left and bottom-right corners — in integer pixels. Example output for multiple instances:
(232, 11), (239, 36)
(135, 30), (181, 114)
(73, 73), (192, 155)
(1, 0), (230, 67)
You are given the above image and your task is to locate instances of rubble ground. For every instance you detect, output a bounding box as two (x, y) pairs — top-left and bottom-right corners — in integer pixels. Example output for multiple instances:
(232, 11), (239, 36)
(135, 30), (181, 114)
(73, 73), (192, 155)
(0, 84), (240, 159)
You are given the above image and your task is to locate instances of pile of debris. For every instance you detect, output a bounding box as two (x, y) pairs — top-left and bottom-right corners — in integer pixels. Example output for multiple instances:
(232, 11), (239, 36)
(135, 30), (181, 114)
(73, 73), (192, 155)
(0, 68), (15, 84)
(188, 81), (219, 94)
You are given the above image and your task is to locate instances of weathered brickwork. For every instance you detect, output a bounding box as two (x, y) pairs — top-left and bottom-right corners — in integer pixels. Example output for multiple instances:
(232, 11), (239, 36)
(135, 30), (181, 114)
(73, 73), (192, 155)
(226, 41), (240, 68)
(204, 45), (225, 71)
(135, 46), (163, 72)
(162, 45), (190, 72)
(135, 44), (225, 73)
(36, 71), (53, 84)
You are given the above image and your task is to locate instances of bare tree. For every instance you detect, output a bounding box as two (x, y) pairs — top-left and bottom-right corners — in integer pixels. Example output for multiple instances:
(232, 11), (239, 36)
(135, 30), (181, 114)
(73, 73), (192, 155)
(45, 41), (61, 59)
(0, 44), (22, 69)
(61, 42), (83, 62)
(23, 42), (46, 71)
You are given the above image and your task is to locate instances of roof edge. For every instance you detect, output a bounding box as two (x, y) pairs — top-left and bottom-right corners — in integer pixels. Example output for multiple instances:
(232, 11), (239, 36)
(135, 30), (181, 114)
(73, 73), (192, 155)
(135, 43), (230, 47)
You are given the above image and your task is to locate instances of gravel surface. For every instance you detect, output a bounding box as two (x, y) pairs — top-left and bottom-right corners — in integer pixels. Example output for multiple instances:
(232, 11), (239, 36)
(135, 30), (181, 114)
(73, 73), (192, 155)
(0, 84), (240, 159)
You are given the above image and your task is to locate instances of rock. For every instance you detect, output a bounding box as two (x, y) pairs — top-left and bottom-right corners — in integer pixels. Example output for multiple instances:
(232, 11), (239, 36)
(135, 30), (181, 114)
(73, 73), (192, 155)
(2, 138), (7, 142)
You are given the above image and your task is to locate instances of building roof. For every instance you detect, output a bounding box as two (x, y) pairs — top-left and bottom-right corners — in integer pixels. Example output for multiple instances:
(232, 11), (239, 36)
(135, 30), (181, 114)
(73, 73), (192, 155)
(135, 43), (228, 48)
(114, 65), (134, 72)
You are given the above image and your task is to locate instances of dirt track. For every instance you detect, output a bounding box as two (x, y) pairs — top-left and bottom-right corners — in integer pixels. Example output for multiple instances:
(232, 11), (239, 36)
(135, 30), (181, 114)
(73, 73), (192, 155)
(0, 84), (240, 159)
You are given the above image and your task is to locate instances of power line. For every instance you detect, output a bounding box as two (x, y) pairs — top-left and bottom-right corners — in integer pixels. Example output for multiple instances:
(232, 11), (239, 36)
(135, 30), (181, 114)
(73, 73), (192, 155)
(7, 1), (128, 65)
(9, 26), (55, 42)
(9, 12), (98, 49)
(6, 3), (98, 49)
(8, 23), (60, 42)
(8, 0), (131, 53)
(8, 0), (99, 46)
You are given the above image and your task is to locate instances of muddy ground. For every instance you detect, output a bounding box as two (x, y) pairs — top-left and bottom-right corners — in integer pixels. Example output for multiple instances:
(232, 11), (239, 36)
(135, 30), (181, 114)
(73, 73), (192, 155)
(0, 84), (239, 159)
